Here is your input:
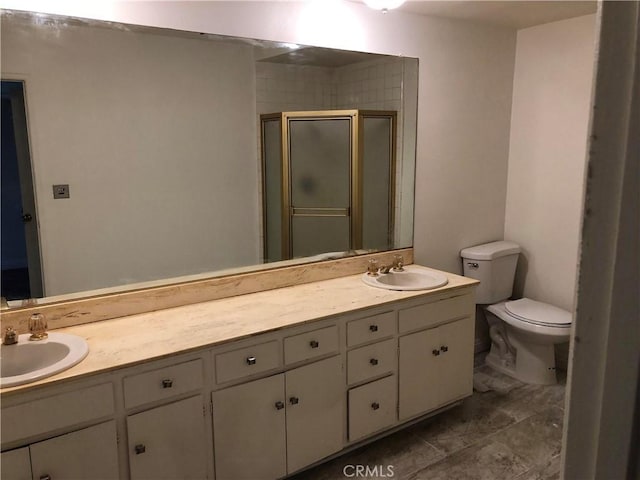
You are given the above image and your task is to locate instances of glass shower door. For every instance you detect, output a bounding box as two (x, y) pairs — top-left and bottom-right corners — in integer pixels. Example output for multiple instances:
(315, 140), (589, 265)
(287, 116), (352, 258)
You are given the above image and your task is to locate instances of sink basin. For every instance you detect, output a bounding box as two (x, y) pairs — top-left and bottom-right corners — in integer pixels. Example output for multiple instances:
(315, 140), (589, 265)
(1, 333), (89, 388)
(362, 267), (448, 291)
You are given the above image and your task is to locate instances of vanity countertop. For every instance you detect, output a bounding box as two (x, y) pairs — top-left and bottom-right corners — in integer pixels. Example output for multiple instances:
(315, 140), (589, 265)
(0, 265), (478, 396)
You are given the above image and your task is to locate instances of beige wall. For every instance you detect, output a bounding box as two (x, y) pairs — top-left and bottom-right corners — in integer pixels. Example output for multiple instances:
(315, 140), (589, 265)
(1, 19), (260, 295)
(504, 14), (596, 311)
(3, 1), (518, 279)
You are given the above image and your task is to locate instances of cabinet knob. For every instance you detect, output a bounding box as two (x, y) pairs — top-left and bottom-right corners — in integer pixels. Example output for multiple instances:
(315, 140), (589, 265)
(440, 345), (449, 353)
(289, 396), (300, 405)
(161, 379), (173, 388)
(371, 402), (380, 410)
(309, 340), (319, 349)
(369, 325), (378, 332)
(40, 475), (51, 480)
(246, 356), (257, 365)
(134, 444), (146, 455)
(275, 401), (285, 410)
(370, 358), (379, 366)
(432, 349), (441, 356)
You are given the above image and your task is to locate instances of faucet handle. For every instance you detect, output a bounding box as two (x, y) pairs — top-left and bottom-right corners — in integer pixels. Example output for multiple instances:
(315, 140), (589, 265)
(3, 326), (18, 345)
(367, 259), (380, 276)
(392, 254), (404, 272)
(29, 313), (48, 341)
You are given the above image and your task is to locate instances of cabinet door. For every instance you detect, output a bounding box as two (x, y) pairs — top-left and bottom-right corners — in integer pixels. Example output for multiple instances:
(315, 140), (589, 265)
(398, 328), (440, 420)
(286, 355), (344, 474)
(30, 421), (118, 480)
(127, 396), (207, 480)
(212, 374), (286, 480)
(1, 447), (31, 480)
(438, 317), (474, 404)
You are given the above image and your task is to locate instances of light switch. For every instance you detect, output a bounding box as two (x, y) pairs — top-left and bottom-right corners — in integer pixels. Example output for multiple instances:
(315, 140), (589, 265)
(53, 184), (70, 199)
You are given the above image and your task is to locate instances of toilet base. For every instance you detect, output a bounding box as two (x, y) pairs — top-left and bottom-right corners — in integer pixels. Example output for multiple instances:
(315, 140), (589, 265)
(485, 330), (558, 385)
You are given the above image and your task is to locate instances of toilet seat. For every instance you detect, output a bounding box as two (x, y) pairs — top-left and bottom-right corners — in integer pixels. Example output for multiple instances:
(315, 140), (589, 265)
(505, 298), (572, 328)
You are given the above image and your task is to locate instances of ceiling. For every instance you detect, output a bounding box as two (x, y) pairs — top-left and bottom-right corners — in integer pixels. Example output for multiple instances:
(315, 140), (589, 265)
(360, 1), (597, 29)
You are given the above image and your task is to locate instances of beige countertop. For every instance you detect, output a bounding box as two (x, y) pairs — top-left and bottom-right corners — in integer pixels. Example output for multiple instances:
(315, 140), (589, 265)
(0, 265), (478, 396)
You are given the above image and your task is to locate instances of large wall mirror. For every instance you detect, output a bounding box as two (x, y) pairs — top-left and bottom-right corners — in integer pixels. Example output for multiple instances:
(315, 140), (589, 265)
(0, 9), (418, 308)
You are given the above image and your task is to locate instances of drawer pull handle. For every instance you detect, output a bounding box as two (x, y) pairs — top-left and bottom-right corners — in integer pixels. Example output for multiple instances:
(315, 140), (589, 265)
(371, 402), (380, 410)
(440, 345), (449, 353)
(134, 444), (146, 455)
(370, 358), (379, 366)
(161, 379), (173, 388)
(40, 475), (51, 480)
(246, 356), (257, 365)
(275, 401), (285, 410)
(289, 396), (300, 405)
(309, 340), (319, 349)
(432, 349), (441, 356)
(369, 325), (378, 332)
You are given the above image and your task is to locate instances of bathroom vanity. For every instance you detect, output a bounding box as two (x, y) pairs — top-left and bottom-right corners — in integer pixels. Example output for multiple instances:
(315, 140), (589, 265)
(0, 267), (477, 480)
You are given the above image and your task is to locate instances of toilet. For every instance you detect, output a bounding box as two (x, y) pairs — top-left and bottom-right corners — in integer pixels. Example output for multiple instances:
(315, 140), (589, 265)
(460, 241), (572, 385)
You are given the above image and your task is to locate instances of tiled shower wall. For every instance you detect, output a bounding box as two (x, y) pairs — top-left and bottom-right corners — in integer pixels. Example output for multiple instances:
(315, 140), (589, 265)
(255, 56), (414, 254)
(255, 56), (403, 113)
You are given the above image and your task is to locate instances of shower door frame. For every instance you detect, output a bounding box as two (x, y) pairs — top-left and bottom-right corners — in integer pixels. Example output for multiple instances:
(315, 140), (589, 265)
(260, 109), (397, 261)
(282, 110), (359, 260)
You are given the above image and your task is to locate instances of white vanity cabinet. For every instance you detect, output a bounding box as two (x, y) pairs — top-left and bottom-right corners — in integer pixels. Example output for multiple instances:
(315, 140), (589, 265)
(29, 421), (119, 480)
(0, 382), (119, 480)
(212, 355), (344, 479)
(1, 274), (477, 480)
(345, 310), (399, 442)
(126, 396), (207, 480)
(398, 294), (475, 420)
(123, 359), (208, 480)
(0, 447), (31, 480)
(1, 422), (119, 480)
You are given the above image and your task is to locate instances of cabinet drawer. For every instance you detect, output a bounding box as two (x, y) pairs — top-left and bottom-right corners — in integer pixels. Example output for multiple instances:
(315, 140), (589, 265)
(1, 383), (115, 446)
(347, 311), (396, 347)
(399, 294), (473, 333)
(215, 340), (281, 384)
(284, 325), (338, 365)
(347, 338), (396, 385)
(348, 376), (397, 441)
(123, 359), (203, 409)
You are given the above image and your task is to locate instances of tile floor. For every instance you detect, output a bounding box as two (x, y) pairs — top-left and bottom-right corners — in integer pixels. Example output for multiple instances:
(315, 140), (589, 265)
(291, 361), (566, 480)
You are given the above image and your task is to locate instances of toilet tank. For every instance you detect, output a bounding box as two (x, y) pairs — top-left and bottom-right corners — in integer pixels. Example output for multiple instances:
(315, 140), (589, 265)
(460, 241), (521, 304)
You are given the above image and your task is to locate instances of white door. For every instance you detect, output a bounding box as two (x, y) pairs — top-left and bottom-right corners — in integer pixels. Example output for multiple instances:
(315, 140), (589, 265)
(127, 396), (207, 480)
(0, 447), (31, 480)
(398, 328), (440, 420)
(438, 317), (474, 404)
(285, 355), (344, 474)
(212, 374), (286, 480)
(29, 421), (119, 480)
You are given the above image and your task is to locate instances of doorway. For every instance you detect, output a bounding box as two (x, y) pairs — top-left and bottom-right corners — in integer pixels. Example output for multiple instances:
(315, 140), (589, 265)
(1, 80), (43, 300)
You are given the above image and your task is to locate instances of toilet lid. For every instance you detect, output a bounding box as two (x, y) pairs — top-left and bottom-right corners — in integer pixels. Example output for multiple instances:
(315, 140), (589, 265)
(505, 298), (572, 327)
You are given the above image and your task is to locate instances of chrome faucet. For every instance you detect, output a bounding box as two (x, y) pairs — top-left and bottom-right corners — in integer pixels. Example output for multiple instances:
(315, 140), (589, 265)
(3, 326), (18, 345)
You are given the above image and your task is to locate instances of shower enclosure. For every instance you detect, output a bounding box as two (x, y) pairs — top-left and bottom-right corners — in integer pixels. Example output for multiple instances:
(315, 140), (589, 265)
(261, 110), (397, 262)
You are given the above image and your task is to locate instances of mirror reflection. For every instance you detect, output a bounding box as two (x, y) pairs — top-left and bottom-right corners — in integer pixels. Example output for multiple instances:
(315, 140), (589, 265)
(0, 10), (418, 306)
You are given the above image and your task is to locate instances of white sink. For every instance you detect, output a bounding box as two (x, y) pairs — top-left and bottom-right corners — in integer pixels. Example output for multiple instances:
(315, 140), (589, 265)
(1, 333), (89, 388)
(362, 266), (449, 291)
